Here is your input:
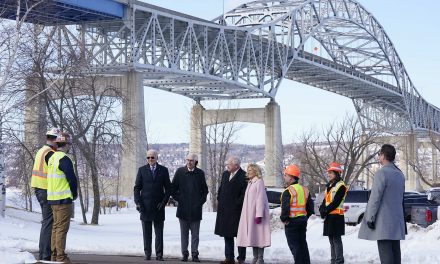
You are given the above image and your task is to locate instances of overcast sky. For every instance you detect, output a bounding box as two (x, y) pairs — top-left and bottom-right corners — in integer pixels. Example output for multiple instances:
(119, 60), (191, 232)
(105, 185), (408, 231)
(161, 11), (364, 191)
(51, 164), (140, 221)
(140, 0), (440, 145)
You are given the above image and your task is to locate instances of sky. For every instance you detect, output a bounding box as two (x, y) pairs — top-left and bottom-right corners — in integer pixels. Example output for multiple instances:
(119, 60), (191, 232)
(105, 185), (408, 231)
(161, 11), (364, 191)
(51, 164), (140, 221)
(140, 0), (440, 145)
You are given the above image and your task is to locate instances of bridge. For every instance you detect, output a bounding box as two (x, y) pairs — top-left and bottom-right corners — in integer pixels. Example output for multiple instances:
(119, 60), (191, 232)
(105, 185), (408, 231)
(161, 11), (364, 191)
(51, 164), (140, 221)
(2, 0), (438, 195)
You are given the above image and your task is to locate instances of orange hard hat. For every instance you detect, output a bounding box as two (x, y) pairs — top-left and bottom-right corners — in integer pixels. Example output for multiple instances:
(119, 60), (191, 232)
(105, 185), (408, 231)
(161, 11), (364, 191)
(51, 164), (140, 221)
(284, 164), (300, 178)
(326, 162), (343, 173)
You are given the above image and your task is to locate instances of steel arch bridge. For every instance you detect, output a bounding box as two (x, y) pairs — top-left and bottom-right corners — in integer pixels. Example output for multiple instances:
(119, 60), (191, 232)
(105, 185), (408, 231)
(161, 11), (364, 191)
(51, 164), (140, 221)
(3, 0), (439, 135)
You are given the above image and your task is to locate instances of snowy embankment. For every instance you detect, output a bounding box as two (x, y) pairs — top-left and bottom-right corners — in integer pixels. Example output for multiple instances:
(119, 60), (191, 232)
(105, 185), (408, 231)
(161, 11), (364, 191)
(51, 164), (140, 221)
(1, 190), (440, 264)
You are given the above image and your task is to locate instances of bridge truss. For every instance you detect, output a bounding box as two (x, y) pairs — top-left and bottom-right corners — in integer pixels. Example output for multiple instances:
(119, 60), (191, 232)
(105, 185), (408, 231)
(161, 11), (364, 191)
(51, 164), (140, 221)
(6, 0), (440, 135)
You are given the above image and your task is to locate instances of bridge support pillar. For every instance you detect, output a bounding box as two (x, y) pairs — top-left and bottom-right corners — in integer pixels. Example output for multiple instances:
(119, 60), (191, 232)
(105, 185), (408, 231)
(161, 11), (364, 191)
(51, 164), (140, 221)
(120, 71), (147, 198)
(189, 101), (283, 187)
(264, 101), (284, 187)
(190, 103), (207, 170)
(23, 78), (47, 153)
(403, 134), (421, 191)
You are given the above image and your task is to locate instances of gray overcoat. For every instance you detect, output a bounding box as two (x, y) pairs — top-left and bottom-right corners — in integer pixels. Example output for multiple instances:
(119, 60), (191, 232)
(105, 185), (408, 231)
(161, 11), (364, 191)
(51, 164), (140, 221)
(358, 163), (406, 241)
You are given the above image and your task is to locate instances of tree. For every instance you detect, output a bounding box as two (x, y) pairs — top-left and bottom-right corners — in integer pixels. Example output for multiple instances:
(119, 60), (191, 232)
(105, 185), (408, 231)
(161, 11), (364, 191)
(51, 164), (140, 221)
(290, 115), (379, 194)
(407, 134), (440, 188)
(0, 1), (45, 216)
(204, 102), (241, 211)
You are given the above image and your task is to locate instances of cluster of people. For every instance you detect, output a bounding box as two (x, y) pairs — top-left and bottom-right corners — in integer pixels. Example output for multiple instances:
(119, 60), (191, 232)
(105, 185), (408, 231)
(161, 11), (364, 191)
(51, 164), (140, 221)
(32, 136), (406, 264)
(31, 128), (78, 263)
(132, 144), (406, 264)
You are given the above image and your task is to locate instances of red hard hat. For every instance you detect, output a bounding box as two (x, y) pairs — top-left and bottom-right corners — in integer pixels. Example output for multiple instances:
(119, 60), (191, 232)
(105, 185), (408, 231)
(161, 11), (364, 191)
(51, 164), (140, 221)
(284, 164), (300, 178)
(326, 162), (343, 173)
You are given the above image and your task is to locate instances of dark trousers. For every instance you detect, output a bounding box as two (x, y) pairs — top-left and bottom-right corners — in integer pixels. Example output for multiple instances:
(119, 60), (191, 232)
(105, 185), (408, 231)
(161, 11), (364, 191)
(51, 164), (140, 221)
(35, 188), (53, 260)
(179, 219), (200, 257)
(224, 237), (246, 261)
(284, 218), (310, 264)
(328, 235), (344, 264)
(377, 240), (401, 264)
(141, 220), (164, 258)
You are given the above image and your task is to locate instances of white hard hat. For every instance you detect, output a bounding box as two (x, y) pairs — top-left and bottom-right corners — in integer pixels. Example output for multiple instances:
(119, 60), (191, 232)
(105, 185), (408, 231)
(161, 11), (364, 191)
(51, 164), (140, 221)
(55, 132), (72, 144)
(46, 127), (61, 137)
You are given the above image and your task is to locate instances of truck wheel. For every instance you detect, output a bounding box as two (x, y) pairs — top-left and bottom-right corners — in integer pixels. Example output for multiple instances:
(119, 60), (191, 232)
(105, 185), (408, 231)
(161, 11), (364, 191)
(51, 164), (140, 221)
(357, 214), (364, 225)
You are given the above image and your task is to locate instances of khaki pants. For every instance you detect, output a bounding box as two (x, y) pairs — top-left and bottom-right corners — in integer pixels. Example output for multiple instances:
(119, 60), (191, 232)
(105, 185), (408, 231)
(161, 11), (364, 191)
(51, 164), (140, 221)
(51, 204), (72, 261)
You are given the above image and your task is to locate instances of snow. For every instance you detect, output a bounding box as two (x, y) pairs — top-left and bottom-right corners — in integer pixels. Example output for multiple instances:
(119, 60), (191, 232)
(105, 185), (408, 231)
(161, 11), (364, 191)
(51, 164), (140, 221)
(1, 189), (440, 264)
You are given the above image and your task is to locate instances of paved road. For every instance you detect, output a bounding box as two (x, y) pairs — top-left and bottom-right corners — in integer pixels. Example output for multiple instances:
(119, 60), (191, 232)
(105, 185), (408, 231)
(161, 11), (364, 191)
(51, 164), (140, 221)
(32, 254), (226, 264)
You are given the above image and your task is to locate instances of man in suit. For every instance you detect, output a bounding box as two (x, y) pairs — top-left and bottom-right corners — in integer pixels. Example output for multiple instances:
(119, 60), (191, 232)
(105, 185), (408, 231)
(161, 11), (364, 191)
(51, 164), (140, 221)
(134, 149), (172, 261)
(215, 156), (248, 264)
(358, 144), (406, 264)
(172, 153), (209, 262)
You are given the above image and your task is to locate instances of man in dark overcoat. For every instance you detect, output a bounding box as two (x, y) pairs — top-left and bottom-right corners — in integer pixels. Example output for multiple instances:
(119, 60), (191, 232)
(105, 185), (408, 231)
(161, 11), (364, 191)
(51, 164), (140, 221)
(134, 149), (172, 261)
(215, 156), (248, 264)
(172, 153), (209, 262)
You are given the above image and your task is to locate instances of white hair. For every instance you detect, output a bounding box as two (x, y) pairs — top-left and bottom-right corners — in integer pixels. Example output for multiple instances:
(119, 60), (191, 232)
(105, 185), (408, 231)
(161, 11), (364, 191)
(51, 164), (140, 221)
(147, 149), (158, 158)
(228, 156), (241, 166)
(186, 153), (198, 161)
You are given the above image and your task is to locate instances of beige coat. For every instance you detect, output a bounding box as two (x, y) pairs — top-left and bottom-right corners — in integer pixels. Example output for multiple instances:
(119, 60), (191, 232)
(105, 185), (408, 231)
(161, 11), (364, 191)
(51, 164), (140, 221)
(237, 177), (271, 248)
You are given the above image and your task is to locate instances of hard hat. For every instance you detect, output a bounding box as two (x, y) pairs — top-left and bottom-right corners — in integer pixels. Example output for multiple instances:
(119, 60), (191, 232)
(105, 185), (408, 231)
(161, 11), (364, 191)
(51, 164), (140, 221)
(326, 162), (343, 173)
(46, 127), (61, 137)
(55, 132), (72, 144)
(284, 164), (300, 178)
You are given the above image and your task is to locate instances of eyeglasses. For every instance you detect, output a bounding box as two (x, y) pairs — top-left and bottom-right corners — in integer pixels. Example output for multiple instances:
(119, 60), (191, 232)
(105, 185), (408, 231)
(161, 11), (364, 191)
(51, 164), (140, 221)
(147, 157), (155, 159)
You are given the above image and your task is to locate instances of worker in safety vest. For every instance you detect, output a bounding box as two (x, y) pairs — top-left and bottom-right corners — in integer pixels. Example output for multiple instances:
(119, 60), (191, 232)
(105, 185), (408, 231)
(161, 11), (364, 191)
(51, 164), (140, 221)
(47, 132), (77, 263)
(319, 162), (348, 264)
(31, 127), (60, 261)
(280, 164), (314, 264)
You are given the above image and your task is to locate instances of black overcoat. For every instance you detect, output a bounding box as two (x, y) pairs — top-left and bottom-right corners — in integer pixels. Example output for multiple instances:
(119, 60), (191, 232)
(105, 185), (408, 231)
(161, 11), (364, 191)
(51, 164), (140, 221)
(133, 163), (171, 221)
(214, 168), (247, 237)
(320, 180), (347, 236)
(172, 166), (209, 221)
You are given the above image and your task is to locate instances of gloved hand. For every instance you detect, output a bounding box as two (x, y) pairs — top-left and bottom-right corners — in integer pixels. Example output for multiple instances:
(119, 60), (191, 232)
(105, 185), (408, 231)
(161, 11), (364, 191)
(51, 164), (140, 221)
(319, 205), (327, 219)
(367, 221), (375, 230)
(255, 217), (262, 224)
(136, 204), (142, 212)
(157, 200), (167, 210)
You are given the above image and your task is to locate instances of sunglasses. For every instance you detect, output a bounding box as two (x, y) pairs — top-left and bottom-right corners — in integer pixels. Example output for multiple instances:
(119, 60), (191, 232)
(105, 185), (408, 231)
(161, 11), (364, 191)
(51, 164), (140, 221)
(147, 157), (155, 159)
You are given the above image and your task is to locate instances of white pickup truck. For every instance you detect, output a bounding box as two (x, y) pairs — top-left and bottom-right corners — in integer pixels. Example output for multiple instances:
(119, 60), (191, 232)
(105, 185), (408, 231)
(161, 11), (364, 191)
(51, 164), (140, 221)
(314, 190), (370, 225)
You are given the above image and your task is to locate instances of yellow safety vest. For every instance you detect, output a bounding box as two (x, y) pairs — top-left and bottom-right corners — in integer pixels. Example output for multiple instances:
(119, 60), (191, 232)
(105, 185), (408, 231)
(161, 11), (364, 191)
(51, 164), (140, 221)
(47, 152), (73, 201)
(325, 181), (347, 215)
(30, 145), (53, 189)
(286, 184), (309, 218)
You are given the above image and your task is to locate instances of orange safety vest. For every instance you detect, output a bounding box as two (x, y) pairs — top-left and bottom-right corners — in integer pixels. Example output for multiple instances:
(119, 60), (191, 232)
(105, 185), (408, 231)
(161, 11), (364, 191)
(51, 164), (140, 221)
(30, 145), (54, 189)
(325, 181), (347, 215)
(286, 184), (309, 218)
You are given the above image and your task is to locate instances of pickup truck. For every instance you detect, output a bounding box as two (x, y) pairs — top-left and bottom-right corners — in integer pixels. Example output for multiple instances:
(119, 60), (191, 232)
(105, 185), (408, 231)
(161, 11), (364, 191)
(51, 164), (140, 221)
(409, 188), (440, 227)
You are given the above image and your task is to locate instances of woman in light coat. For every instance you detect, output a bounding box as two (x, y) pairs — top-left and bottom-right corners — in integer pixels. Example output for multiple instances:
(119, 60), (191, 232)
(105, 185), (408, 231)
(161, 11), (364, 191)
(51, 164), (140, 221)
(237, 164), (271, 264)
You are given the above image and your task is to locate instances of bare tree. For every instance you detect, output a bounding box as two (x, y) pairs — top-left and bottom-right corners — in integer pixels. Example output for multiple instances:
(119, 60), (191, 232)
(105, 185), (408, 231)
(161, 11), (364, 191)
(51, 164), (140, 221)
(290, 115), (379, 194)
(407, 134), (440, 188)
(0, 0), (45, 217)
(204, 103), (241, 211)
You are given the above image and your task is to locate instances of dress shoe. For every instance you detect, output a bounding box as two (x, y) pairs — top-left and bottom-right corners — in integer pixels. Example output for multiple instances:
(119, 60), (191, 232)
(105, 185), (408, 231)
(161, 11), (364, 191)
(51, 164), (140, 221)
(156, 256), (164, 261)
(181, 254), (189, 262)
(145, 256), (151, 260)
(220, 259), (235, 264)
(192, 255), (201, 262)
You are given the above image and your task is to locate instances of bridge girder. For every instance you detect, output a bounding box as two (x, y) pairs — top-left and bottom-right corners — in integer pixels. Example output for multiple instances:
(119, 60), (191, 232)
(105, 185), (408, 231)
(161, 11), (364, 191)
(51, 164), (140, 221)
(23, 0), (440, 135)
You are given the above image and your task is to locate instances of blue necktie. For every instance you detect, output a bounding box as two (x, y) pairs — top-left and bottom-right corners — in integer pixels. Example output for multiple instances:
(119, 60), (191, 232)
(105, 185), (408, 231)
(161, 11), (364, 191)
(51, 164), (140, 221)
(151, 166), (156, 180)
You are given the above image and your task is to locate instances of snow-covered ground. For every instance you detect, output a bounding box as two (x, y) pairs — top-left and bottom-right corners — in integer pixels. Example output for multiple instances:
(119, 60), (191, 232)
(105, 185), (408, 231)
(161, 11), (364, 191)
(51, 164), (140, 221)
(1, 189), (440, 264)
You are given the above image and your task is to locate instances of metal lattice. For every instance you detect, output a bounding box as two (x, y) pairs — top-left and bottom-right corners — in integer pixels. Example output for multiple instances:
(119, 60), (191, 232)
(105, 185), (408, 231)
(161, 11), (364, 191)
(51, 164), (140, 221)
(12, 0), (440, 135)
